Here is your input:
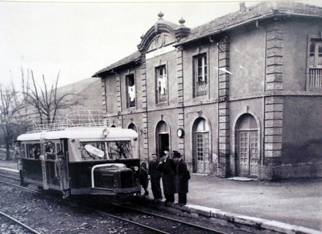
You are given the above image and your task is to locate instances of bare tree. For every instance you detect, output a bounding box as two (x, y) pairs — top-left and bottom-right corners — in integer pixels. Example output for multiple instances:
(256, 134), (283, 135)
(23, 70), (82, 126)
(0, 84), (26, 160)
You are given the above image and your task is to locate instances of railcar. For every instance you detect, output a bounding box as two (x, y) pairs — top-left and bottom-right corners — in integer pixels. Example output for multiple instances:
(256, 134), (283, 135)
(17, 127), (141, 198)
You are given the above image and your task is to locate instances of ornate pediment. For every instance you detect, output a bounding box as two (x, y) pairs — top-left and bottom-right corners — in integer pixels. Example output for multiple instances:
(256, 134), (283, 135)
(137, 13), (179, 53)
(148, 32), (176, 52)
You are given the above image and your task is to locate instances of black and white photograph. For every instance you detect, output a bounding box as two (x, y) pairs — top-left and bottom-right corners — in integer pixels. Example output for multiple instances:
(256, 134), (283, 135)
(0, 0), (322, 233)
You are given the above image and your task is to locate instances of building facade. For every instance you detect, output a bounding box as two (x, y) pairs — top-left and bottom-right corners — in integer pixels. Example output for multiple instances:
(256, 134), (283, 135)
(93, 1), (322, 179)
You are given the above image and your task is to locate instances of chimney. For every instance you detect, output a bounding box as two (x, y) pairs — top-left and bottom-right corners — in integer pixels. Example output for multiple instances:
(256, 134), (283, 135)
(239, 2), (247, 12)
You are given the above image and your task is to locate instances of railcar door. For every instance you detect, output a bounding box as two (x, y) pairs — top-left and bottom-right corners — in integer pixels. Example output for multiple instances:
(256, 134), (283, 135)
(40, 138), (49, 190)
(41, 139), (70, 195)
(56, 139), (70, 195)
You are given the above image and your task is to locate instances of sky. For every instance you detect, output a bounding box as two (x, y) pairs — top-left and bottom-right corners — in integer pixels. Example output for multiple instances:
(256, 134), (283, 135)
(1, 0), (322, 88)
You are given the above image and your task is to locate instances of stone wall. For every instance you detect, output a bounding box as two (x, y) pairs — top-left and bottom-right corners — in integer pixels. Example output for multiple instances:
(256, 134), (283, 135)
(99, 15), (322, 179)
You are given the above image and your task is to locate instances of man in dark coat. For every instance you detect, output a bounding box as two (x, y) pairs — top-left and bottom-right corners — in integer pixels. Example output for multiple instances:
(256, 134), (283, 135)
(173, 151), (190, 206)
(148, 154), (162, 200)
(139, 161), (149, 196)
(158, 150), (176, 205)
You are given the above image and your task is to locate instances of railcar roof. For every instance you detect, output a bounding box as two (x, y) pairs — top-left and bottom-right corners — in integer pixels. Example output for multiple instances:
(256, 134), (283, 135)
(17, 127), (138, 141)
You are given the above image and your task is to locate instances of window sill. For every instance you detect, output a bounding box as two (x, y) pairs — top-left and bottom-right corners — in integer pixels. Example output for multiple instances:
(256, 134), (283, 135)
(155, 102), (169, 107)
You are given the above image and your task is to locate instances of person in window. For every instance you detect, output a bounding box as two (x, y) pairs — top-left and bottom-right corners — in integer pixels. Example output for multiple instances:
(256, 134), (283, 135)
(139, 161), (149, 196)
(33, 145), (40, 159)
(158, 150), (176, 206)
(128, 85), (135, 104)
(148, 153), (162, 200)
(45, 142), (55, 160)
(173, 150), (190, 206)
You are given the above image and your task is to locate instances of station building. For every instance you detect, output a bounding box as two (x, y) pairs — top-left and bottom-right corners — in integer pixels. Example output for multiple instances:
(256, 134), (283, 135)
(93, 1), (322, 179)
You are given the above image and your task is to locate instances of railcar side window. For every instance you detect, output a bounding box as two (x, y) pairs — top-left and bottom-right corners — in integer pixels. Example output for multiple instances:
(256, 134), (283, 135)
(45, 141), (56, 160)
(26, 143), (41, 159)
(20, 144), (26, 158)
(56, 143), (63, 157)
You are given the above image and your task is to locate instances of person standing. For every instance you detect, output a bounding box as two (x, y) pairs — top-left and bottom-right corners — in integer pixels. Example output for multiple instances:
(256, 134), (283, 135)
(173, 150), (190, 206)
(139, 161), (149, 196)
(158, 150), (176, 205)
(148, 154), (162, 200)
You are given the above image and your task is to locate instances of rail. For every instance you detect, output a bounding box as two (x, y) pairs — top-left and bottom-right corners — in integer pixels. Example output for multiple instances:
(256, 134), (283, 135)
(0, 175), (225, 234)
(0, 210), (42, 234)
(112, 203), (224, 234)
(0, 179), (169, 234)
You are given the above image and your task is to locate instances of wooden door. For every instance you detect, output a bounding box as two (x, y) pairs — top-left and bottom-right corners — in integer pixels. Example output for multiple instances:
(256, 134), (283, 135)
(238, 131), (249, 176)
(237, 130), (259, 177)
(249, 131), (259, 177)
(193, 132), (209, 173)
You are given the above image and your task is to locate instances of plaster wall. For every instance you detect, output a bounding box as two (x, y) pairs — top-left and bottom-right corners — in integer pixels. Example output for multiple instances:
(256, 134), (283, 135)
(282, 18), (322, 91)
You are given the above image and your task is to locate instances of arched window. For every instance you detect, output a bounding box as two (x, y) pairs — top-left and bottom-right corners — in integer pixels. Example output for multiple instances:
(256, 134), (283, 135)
(192, 118), (210, 174)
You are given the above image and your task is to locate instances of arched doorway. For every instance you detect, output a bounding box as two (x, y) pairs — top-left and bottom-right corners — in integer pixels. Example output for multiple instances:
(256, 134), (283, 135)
(156, 121), (169, 158)
(192, 118), (210, 174)
(235, 114), (259, 177)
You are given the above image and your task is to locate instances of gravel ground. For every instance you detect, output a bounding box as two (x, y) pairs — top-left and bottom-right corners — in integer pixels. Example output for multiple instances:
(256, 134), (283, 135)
(0, 216), (28, 234)
(0, 184), (149, 234)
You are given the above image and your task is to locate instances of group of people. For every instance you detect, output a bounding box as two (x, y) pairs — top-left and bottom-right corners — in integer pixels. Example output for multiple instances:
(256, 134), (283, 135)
(139, 150), (190, 206)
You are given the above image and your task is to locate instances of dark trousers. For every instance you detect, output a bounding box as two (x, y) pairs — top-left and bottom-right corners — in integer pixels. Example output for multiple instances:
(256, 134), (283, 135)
(165, 193), (175, 203)
(178, 193), (187, 205)
(141, 185), (149, 196)
(151, 176), (162, 199)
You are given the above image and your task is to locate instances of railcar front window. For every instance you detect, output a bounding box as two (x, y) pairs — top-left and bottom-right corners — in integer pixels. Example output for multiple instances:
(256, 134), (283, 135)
(80, 142), (106, 160)
(80, 141), (133, 160)
(107, 141), (133, 159)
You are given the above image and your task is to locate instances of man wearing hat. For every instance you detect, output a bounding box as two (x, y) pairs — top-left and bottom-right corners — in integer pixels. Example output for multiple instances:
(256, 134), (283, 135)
(148, 153), (162, 200)
(158, 150), (176, 205)
(173, 150), (190, 206)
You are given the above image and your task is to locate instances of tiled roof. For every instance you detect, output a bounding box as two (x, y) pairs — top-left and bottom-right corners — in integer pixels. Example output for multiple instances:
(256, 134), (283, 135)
(92, 51), (141, 77)
(177, 1), (322, 46)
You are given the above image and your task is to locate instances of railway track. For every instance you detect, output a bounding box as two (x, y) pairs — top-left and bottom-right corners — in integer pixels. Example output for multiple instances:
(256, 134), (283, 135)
(0, 171), (226, 234)
(88, 201), (225, 234)
(0, 210), (42, 234)
(112, 203), (224, 233)
(0, 172), (20, 181)
(0, 179), (169, 233)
